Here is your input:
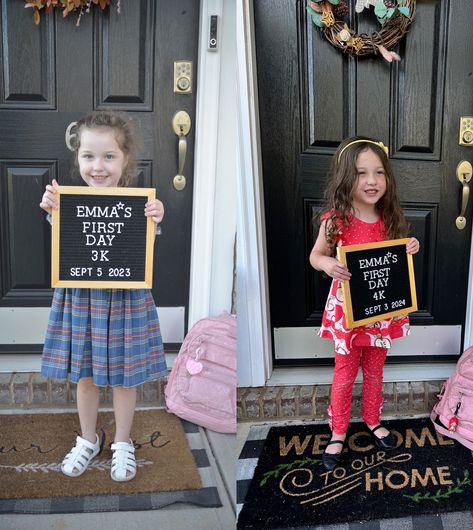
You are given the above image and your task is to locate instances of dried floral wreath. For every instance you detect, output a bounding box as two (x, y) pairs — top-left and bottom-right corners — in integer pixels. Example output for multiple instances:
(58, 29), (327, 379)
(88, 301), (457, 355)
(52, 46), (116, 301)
(307, 0), (416, 62)
(24, 0), (120, 26)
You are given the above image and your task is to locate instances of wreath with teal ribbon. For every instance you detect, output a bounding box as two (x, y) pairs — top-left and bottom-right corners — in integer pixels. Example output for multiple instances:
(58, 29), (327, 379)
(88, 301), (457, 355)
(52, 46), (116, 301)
(307, 0), (416, 61)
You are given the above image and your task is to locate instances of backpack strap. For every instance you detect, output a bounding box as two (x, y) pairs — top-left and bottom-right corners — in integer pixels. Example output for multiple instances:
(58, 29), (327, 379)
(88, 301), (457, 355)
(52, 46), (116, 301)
(430, 410), (473, 451)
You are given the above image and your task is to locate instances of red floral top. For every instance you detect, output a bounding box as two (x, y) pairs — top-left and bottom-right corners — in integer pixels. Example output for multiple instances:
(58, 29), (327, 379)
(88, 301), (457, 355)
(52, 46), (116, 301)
(318, 211), (410, 354)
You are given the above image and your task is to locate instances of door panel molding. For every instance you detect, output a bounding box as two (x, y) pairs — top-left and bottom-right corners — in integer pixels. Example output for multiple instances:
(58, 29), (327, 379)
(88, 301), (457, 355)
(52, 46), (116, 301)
(302, 0), (448, 160)
(96, 0), (155, 109)
(304, 7), (346, 150)
(0, 0), (56, 109)
(304, 198), (326, 321)
(391, 0), (447, 157)
(405, 206), (437, 324)
(0, 161), (56, 306)
(135, 161), (153, 188)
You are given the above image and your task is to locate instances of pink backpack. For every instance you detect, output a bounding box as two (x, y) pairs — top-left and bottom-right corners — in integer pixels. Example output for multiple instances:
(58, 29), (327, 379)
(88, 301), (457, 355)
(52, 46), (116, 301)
(164, 313), (237, 433)
(431, 346), (473, 450)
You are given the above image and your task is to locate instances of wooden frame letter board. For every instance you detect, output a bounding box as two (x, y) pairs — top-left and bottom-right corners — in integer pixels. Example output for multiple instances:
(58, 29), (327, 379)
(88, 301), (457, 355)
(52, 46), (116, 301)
(51, 186), (156, 289)
(336, 238), (418, 329)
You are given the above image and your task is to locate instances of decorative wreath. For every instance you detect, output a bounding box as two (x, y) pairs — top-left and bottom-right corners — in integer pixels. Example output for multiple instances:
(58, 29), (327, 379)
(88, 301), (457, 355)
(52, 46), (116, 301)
(306, 0), (416, 61)
(24, 0), (119, 26)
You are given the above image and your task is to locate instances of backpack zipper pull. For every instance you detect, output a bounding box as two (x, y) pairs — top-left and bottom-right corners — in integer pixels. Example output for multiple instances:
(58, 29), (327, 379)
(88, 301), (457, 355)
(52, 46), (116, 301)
(186, 346), (203, 375)
(449, 402), (461, 432)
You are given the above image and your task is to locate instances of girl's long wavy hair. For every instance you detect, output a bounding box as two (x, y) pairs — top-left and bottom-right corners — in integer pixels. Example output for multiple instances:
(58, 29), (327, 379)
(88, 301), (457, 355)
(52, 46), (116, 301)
(323, 135), (408, 254)
(71, 110), (140, 187)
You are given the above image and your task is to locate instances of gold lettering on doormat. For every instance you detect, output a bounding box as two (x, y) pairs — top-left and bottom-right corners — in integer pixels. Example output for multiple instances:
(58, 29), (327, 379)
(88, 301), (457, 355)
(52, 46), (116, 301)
(279, 426), (454, 457)
(277, 453), (456, 507)
(279, 453), (410, 502)
(365, 466), (453, 491)
(279, 435), (315, 456)
(275, 425), (459, 508)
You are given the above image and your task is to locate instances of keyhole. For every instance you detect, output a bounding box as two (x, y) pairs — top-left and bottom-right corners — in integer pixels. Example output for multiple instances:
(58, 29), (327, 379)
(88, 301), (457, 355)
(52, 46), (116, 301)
(173, 174), (186, 191)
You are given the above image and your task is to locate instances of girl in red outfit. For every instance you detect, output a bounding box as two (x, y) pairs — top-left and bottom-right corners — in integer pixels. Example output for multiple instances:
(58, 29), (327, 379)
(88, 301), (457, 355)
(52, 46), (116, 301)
(310, 136), (420, 470)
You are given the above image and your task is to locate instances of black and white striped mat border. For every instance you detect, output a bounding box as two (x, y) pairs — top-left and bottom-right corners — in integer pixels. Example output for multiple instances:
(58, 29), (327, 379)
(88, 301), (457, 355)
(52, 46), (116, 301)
(237, 422), (473, 530)
(0, 419), (221, 514)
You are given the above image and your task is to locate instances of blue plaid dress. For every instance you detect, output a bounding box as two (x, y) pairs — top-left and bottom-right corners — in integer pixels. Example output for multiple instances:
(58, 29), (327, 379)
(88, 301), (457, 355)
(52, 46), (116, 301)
(41, 288), (167, 388)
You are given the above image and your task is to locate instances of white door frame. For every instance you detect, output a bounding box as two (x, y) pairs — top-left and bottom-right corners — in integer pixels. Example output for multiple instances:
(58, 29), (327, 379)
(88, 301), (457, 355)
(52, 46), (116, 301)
(189, 0), (237, 327)
(236, 0), (272, 387)
(235, 1), (473, 387)
(189, 0), (223, 326)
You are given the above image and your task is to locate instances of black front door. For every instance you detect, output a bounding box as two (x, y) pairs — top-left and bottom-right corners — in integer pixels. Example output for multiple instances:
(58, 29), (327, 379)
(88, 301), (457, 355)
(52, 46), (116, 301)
(254, 0), (473, 362)
(0, 0), (199, 350)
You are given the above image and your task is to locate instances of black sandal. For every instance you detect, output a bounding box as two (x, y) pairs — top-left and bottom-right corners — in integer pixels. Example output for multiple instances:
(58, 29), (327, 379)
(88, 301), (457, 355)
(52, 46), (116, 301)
(322, 438), (345, 470)
(368, 424), (396, 450)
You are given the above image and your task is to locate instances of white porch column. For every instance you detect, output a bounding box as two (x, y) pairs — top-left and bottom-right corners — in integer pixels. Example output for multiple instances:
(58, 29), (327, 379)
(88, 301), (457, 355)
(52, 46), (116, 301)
(236, 0), (272, 387)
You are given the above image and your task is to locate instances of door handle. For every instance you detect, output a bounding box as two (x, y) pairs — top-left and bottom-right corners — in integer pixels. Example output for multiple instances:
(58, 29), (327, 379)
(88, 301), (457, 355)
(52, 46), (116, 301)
(455, 160), (472, 230)
(172, 111), (191, 191)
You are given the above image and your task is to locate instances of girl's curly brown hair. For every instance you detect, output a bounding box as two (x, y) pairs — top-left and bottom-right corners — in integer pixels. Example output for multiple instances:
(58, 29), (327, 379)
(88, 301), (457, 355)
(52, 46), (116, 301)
(323, 135), (408, 253)
(71, 110), (141, 187)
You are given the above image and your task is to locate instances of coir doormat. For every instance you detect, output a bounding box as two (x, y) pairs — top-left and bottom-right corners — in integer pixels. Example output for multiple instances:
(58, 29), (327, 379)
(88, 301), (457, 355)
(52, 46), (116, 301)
(237, 417), (473, 529)
(0, 409), (221, 514)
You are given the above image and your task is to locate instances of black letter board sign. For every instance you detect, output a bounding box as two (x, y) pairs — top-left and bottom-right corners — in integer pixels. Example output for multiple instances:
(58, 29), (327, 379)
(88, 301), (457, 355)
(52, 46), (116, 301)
(51, 186), (156, 288)
(336, 238), (417, 328)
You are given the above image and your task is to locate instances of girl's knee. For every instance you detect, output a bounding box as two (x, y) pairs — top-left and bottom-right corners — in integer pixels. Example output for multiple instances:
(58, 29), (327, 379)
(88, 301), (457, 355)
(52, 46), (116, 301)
(112, 385), (137, 396)
(77, 377), (98, 390)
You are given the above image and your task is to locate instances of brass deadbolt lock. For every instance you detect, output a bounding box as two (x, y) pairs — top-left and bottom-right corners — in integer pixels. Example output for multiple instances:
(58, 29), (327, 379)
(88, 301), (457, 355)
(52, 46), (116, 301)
(174, 61), (192, 94)
(459, 117), (473, 145)
(463, 130), (473, 144)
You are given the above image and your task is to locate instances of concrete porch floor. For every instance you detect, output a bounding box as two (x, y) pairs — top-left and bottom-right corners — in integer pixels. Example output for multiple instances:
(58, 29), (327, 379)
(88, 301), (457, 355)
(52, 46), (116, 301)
(0, 412), (236, 530)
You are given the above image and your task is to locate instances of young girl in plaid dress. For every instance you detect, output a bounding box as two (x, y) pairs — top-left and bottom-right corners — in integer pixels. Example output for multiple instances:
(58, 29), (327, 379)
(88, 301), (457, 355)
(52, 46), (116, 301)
(310, 136), (420, 471)
(39, 110), (167, 482)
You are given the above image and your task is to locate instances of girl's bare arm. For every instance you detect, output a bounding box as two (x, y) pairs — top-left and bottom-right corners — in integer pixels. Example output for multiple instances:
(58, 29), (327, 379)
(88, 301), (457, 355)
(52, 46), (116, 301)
(309, 220), (351, 281)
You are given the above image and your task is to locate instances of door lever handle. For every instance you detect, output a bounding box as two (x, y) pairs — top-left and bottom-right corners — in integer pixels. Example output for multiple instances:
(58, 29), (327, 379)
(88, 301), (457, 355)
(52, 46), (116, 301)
(177, 133), (187, 177)
(172, 111), (191, 191)
(455, 160), (472, 230)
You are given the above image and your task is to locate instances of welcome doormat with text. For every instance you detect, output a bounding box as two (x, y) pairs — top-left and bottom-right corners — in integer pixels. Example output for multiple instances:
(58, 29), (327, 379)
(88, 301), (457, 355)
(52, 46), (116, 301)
(0, 409), (221, 514)
(237, 417), (473, 529)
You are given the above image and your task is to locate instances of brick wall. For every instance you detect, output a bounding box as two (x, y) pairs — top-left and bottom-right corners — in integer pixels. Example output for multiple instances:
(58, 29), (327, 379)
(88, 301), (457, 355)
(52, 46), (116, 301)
(1, 373), (445, 420)
(237, 380), (444, 421)
(0, 373), (167, 408)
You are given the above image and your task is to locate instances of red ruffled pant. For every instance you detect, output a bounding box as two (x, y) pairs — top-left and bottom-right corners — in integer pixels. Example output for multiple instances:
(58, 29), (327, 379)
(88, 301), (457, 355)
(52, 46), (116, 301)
(328, 346), (388, 435)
